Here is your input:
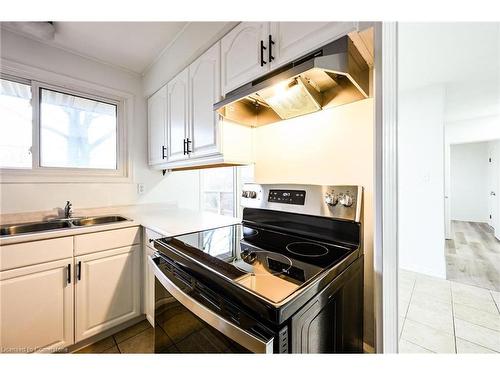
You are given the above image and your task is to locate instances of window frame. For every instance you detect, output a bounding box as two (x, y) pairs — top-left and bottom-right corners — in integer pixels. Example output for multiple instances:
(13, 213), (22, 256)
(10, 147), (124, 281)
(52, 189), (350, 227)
(0, 66), (131, 183)
(198, 166), (238, 218)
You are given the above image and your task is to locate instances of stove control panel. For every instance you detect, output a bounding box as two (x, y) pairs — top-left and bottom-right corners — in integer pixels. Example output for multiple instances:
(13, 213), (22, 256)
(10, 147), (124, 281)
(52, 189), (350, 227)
(268, 189), (306, 205)
(241, 184), (363, 222)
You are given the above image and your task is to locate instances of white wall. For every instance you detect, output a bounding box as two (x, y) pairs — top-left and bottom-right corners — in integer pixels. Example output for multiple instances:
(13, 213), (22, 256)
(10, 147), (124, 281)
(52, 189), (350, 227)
(450, 142), (490, 223)
(253, 98), (375, 348)
(0, 29), (199, 214)
(142, 22), (237, 97)
(398, 84), (447, 278)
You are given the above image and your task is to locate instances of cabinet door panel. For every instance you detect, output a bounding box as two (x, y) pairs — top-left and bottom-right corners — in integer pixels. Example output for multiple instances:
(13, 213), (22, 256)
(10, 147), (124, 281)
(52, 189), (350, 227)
(190, 42), (221, 158)
(0, 258), (74, 352)
(270, 22), (358, 69)
(75, 245), (140, 341)
(168, 68), (189, 161)
(148, 86), (167, 165)
(221, 22), (269, 94)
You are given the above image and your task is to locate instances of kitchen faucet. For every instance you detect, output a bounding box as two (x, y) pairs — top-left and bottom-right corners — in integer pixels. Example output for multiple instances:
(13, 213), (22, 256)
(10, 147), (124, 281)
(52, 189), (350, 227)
(64, 201), (73, 219)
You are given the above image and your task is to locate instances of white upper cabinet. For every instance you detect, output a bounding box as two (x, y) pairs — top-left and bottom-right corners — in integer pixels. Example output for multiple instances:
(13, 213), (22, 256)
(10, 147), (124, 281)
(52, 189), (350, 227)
(189, 42), (221, 158)
(0, 258), (74, 352)
(221, 22), (270, 94)
(167, 67), (189, 162)
(269, 22), (358, 69)
(147, 86), (167, 165)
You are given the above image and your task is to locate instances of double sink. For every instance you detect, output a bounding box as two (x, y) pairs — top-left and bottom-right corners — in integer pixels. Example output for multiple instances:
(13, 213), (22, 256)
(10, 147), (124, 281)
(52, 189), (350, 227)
(0, 215), (130, 237)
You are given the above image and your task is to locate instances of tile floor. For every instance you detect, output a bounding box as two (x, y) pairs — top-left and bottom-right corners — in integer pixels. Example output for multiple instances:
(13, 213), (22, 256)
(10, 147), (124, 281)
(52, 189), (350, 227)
(399, 269), (500, 353)
(75, 320), (156, 354)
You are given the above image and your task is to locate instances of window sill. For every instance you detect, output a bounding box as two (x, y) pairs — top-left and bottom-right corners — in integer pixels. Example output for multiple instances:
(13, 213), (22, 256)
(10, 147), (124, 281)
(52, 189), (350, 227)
(0, 169), (132, 184)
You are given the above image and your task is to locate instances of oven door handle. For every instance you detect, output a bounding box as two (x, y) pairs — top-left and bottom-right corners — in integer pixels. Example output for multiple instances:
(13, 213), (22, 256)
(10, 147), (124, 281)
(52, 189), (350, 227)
(148, 255), (274, 354)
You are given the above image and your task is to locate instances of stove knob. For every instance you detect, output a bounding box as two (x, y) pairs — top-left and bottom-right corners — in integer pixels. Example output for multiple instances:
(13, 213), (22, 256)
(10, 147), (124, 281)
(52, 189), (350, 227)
(241, 191), (249, 198)
(248, 191), (257, 199)
(324, 193), (338, 206)
(339, 193), (353, 207)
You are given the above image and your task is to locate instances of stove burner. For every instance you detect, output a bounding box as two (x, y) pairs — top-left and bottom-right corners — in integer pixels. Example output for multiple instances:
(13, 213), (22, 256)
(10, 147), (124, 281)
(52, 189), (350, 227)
(286, 242), (329, 257)
(233, 250), (292, 276)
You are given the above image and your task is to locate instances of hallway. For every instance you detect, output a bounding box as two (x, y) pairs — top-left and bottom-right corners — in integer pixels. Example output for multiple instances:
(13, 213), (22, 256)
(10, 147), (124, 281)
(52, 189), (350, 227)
(446, 220), (500, 291)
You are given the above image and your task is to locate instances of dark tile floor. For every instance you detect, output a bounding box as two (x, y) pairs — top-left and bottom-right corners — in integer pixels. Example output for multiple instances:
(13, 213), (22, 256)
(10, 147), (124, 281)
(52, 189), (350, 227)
(75, 320), (156, 354)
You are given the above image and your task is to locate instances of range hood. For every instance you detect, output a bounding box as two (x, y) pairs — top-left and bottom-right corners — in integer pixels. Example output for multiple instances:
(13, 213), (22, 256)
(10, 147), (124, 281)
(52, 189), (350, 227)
(214, 35), (370, 127)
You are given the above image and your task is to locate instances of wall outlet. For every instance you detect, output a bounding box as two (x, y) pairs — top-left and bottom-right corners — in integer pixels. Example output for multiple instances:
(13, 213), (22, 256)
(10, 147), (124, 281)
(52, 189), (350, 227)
(137, 183), (145, 195)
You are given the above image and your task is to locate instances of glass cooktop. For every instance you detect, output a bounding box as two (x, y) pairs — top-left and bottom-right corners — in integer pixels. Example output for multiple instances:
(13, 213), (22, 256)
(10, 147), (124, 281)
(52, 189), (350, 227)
(158, 224), (354, 304)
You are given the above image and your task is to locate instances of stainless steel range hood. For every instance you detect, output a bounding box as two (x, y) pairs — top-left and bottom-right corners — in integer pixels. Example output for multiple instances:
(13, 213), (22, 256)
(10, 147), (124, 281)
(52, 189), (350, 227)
(214, 35), (370, 127)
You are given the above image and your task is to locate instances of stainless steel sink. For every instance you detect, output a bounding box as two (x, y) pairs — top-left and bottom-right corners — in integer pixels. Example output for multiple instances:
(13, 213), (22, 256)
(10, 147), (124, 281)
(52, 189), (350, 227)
(0, 215), (130, 237)
(0, 220), (73, 236)
(72, 215), (129, 226)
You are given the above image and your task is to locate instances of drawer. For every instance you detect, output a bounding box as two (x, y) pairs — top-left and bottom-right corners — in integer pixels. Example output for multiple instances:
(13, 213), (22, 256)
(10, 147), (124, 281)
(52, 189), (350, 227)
(74, 226), (140, 256)
(0, 236), (73, 271)
(144, 228), (163, 250)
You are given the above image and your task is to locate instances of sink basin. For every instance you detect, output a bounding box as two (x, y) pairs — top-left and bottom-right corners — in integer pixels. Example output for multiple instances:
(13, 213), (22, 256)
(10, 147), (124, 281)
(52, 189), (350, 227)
(0, 215), (130, 237)
(71, 215), (129, 226)
(0, 220), (72, 236)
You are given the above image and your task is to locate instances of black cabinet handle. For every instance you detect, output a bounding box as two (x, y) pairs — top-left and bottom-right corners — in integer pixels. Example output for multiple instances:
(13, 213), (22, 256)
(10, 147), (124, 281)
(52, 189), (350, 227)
(77, 261), (82, 281)
(186, 138), (192, 154)
(183, 139), (187, 155)
(67, 263), (71, 284)
(268, 35), (275, 63)
(162, 145), (167, 159)
(260, 40), (267, 67)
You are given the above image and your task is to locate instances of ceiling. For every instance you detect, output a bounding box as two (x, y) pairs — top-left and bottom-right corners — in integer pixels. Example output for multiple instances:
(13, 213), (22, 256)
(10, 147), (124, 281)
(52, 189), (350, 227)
(398, 22), (500, 91)
(3, 22), (189, 74)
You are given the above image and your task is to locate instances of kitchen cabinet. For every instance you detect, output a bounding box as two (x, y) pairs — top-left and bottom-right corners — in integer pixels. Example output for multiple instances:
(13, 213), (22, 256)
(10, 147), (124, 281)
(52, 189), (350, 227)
(269, 22), (358, 68)
(189, 42), (221, 158)
(221, 22), (269, 95)
(0, 258), (74, 352)
(167, 67), (189, 162)
(147, 86), (168, 165)
(143, 228), (162, 325)
(75, 245), (141, 341)
(148, 43), (253, 171)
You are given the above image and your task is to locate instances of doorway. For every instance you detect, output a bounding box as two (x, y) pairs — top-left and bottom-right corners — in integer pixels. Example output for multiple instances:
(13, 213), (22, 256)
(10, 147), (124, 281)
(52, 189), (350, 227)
(445, 141), (500, 291)
(397, 22), (500, 354)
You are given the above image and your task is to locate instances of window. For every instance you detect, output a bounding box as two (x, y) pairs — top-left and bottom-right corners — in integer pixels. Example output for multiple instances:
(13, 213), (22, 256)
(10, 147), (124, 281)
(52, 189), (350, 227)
(0, 79), (32, 169)
(199, 165), (255, 217)
(0, 74), (126, 181)
(200, 166), (236, 216)
(39, 88), (117, 169)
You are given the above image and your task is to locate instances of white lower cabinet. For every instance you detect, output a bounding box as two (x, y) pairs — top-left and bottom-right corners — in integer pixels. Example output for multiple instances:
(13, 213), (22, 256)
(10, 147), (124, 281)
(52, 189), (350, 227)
(0, 258), (74, 352)
(75, 245), (141, 341)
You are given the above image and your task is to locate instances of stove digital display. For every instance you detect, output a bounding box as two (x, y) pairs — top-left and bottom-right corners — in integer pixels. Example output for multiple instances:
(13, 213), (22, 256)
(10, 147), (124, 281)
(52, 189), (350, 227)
(268, 190), (306, 205)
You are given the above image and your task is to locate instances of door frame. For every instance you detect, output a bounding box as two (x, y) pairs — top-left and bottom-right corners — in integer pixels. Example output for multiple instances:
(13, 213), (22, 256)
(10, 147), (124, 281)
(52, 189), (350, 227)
(373, 21), (399, 354)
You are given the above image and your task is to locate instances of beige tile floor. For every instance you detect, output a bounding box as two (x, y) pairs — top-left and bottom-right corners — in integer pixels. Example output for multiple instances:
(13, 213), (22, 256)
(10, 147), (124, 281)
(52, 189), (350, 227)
(399, 269), (500, 353)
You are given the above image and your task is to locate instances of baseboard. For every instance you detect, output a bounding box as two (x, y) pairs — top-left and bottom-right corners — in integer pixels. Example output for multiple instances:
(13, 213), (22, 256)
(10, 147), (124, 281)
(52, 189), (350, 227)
(67, 314), (148, 353)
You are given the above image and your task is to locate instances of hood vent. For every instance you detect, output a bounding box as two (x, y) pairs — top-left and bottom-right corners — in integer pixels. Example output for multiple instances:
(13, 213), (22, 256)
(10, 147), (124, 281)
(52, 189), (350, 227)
(214, 36), (370, 127)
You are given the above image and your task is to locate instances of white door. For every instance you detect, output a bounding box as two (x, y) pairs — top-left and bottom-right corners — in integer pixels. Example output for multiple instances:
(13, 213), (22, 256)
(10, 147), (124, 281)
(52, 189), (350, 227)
(167, 68), (189, 162)
(147, 86), (168, 165)
(221, 22), (270, 94)
(75, 246), (141, 342)
(488, 141), (499, 238)
(0, 258), (74, 352)
(189, 42), (221, 158)
(270, 22), (358, 69)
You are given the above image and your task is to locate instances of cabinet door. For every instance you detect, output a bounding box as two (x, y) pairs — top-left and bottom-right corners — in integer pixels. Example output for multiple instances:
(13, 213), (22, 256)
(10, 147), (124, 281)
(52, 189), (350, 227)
(221, 22), (269, 94)
(189, 42), (221, 158)
(75, 245), (141, 342)
(167, 68), (189, 161)
(270, 22), (358, 69)
(0, 258), (74, 352)
(148, 86), (167, 165)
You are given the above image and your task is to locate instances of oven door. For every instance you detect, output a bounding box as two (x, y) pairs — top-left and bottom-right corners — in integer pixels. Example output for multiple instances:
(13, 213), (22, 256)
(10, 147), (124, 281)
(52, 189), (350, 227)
(149, 254), (275, 353)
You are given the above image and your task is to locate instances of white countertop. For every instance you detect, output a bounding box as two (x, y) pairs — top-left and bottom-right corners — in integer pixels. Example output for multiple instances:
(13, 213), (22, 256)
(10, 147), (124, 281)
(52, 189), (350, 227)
(0, 205), (241, 246)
